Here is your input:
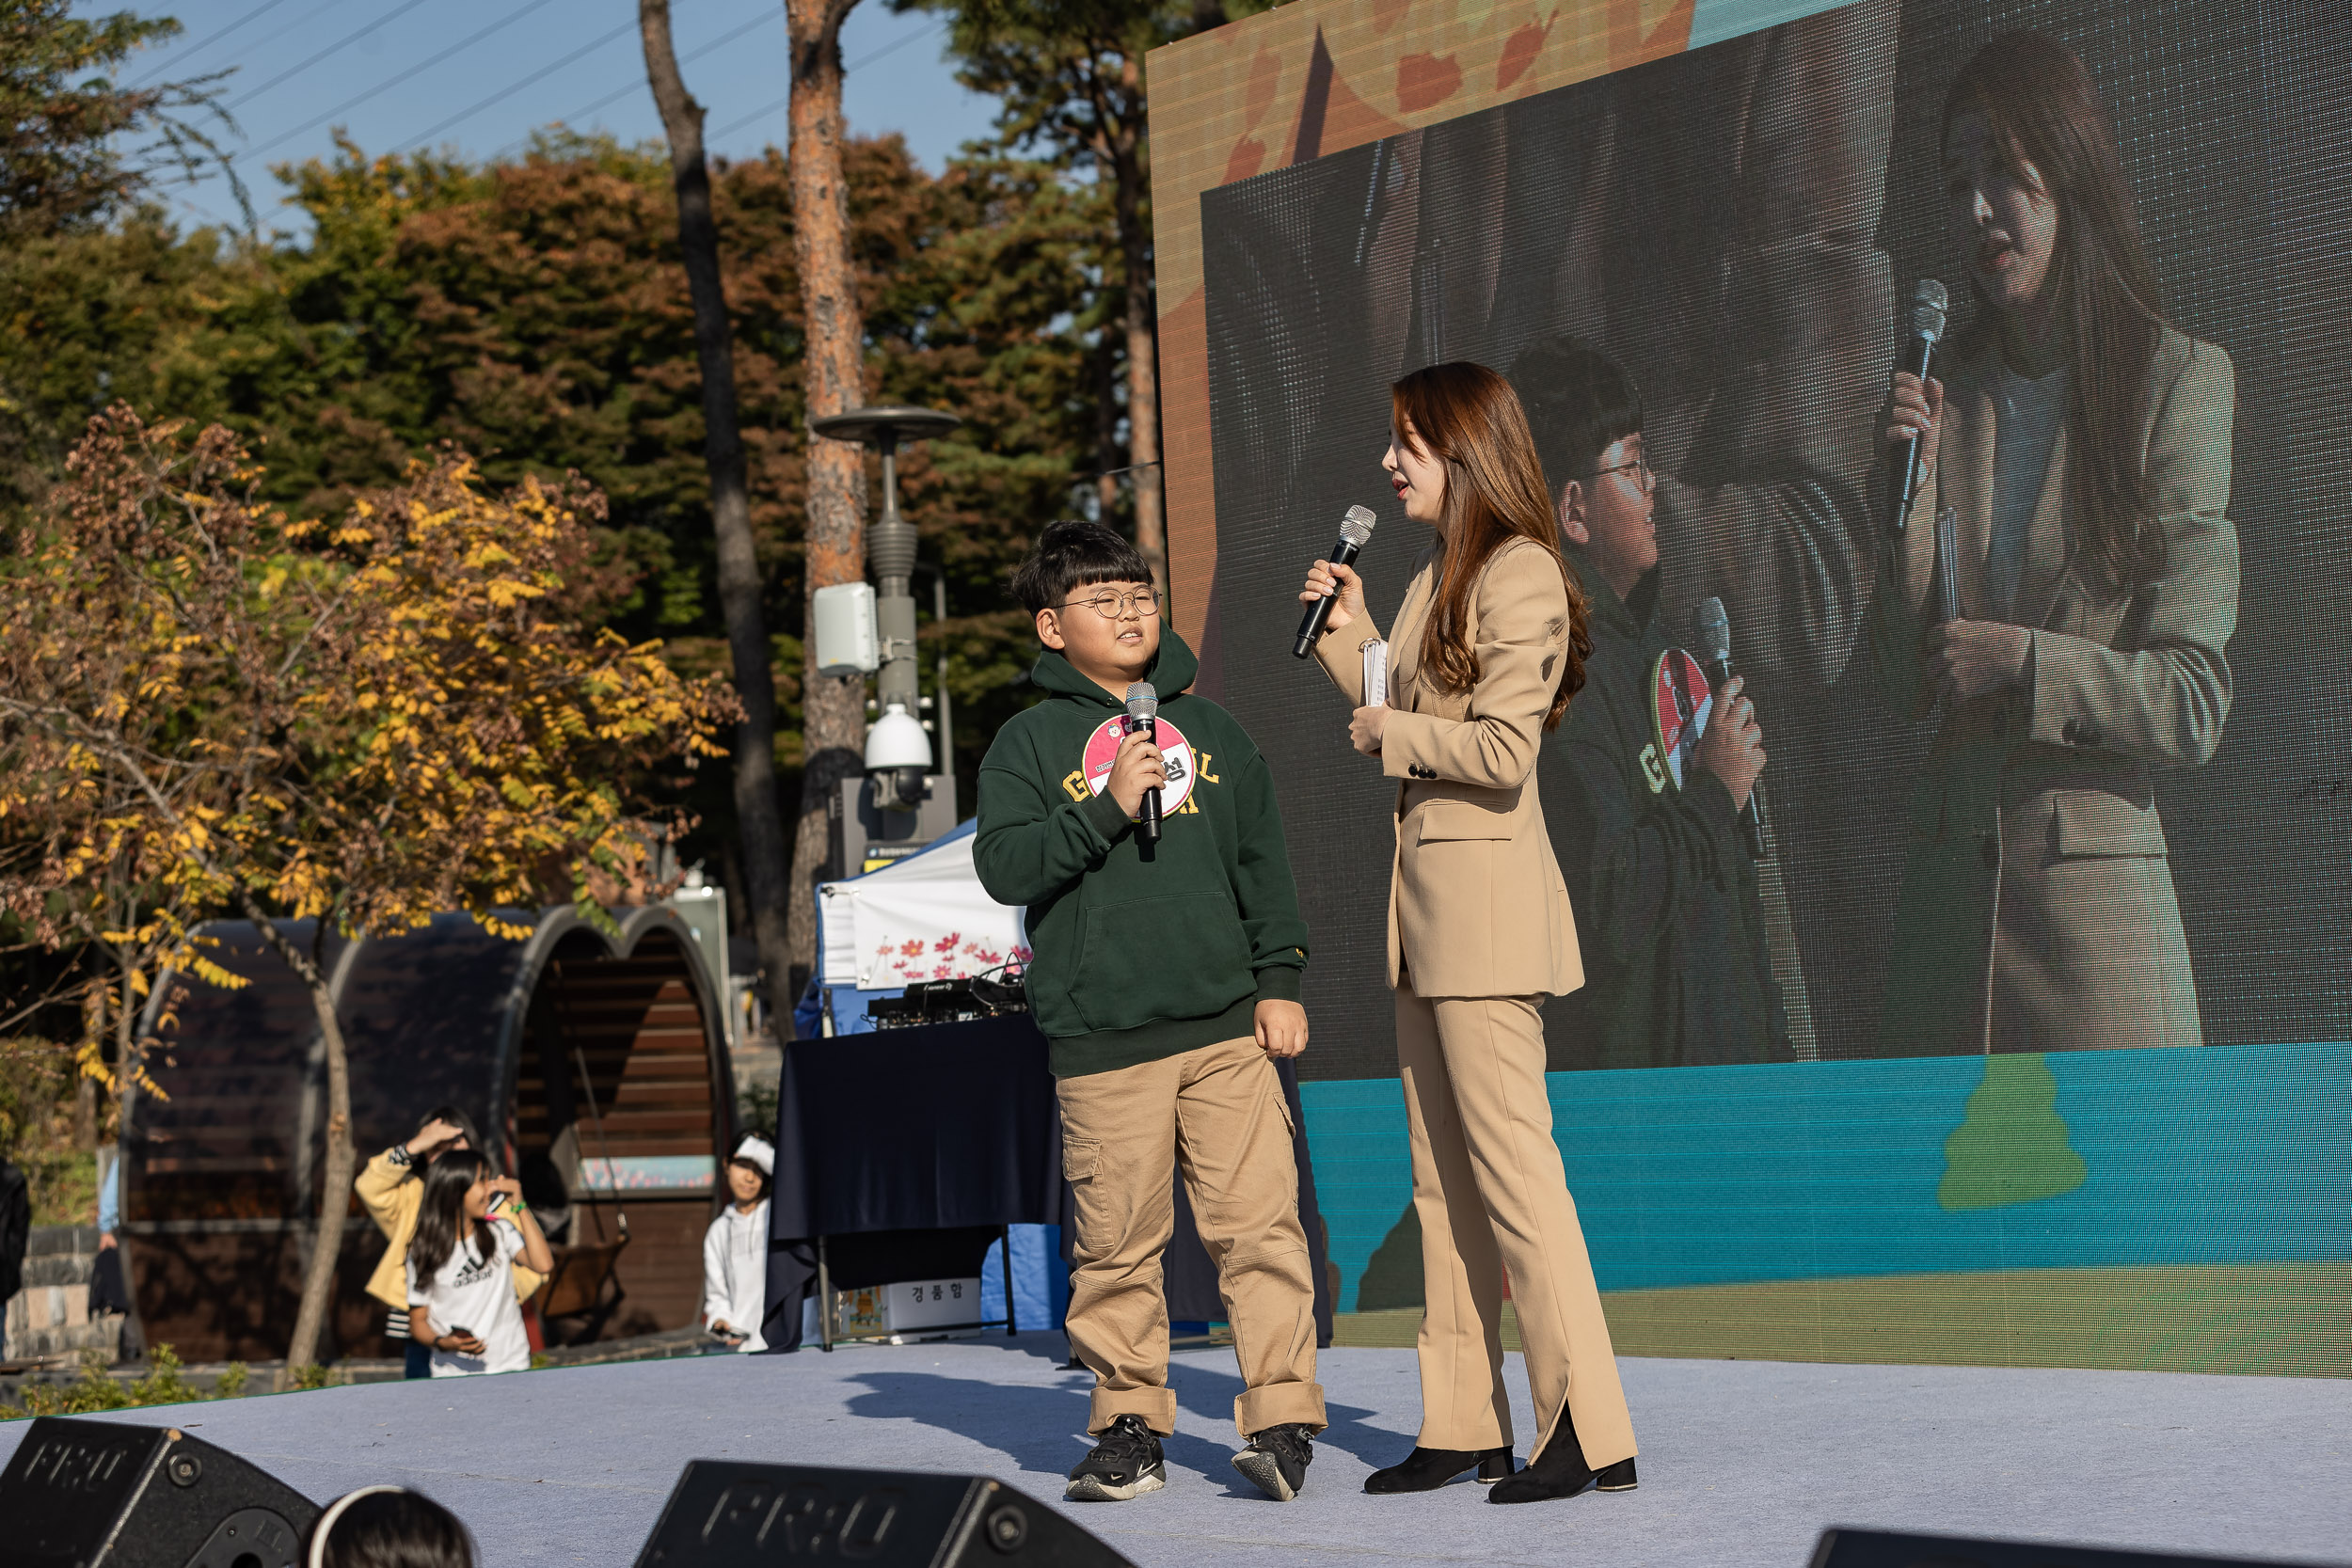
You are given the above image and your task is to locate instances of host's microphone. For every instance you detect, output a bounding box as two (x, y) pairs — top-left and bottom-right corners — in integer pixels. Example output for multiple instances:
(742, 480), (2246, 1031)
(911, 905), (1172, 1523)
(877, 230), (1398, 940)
(1694, 597), (1772, 861)
(1887, 278), (1948, 534)
(1293, 504), (1380, 657)
(1123, 682), (1162, 845)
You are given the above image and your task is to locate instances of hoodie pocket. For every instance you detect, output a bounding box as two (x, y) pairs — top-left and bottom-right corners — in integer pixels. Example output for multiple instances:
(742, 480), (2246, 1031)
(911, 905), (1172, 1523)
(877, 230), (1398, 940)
(1071, 890), (1254, 1034)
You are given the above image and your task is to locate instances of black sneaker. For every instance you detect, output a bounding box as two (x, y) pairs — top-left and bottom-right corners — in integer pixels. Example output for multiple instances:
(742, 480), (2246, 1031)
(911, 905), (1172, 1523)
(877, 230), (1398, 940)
(1232, 1422), (1314, 1501)
(1066, 1414), (1166, 1502)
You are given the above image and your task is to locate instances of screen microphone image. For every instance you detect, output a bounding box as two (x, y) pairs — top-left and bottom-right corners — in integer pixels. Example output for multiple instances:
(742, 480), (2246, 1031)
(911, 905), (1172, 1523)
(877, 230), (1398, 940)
(1695, 596), (1772, 860)
(1124, 682), (1162, 844)
(1888, 278), (1948, 533)
(1931, 504), (1962, 626)
(1292, 504), (1378, 656)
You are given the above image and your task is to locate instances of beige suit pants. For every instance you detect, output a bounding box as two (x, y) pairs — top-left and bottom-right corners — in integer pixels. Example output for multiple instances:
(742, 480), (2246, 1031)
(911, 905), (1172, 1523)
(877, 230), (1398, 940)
(1396, 982), (1636, 1466)
(1056, 1034), (1327, 1438)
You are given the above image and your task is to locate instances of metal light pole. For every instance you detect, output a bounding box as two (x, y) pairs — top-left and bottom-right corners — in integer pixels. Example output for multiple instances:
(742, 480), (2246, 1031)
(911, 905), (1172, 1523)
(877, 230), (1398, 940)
(914, 563), (952, 776)
(808, 405), (960, 848)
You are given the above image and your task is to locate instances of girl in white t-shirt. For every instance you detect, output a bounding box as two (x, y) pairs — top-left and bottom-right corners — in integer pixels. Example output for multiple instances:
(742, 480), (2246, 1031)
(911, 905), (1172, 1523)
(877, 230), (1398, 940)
(405, 1149), (553, 1377)
(702, 1135), (774, 1352)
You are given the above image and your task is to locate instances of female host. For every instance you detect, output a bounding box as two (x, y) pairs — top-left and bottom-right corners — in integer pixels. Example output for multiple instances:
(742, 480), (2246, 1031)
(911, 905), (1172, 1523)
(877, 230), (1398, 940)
(1301, 360), (1636, 1505)
(1872, 32), (2237, 1055)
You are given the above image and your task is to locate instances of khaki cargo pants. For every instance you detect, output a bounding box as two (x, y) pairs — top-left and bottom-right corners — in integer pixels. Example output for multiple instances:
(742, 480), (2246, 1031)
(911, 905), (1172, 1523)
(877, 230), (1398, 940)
(1057, 1033), (1327, 1438)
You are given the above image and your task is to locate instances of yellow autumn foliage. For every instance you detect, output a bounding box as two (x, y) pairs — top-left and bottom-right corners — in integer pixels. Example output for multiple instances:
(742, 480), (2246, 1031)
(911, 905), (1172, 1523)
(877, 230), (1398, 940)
(0, 408), (737, 1027)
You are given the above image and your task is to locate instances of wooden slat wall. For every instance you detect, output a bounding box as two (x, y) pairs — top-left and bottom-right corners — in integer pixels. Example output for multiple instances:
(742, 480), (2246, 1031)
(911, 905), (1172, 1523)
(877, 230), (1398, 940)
(127, 924), (728, 1364)
(520, 933), (725, 1340)
(554, 960), (716, 1161)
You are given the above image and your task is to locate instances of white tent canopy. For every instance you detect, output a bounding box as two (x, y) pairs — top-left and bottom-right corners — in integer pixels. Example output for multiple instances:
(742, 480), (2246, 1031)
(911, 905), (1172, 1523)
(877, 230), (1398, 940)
(818, 822), (1028, 991)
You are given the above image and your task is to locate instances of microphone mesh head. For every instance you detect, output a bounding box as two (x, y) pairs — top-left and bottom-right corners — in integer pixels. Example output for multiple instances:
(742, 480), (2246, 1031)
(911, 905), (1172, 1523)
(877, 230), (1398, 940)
(1911, 278), (1949, 341)
(1339, 505), (1377, 548)
(1124, 681), (1157, 716)
(1694, 596), (1731, 663)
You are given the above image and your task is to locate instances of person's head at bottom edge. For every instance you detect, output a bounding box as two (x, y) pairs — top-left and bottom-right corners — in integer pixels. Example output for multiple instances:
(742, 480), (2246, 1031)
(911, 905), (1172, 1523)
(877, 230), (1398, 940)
(310, 1487), (474, 1568)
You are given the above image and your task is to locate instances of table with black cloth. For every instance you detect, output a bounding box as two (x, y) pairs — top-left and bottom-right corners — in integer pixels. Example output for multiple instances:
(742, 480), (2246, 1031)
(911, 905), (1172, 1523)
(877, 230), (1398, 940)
(756, 1012), (1337, 1354)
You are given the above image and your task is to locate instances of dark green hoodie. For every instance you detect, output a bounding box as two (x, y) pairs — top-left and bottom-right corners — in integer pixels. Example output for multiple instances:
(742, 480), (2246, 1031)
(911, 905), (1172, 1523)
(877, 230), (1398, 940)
(974, 628), (1308, 1078)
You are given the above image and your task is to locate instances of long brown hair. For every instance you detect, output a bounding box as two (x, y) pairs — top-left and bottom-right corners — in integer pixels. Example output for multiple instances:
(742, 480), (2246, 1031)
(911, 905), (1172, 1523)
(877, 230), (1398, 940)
(408, 1148), (497, 1283)
(1944, 32), (2169, 592)
(1391, 362), (1590, 731)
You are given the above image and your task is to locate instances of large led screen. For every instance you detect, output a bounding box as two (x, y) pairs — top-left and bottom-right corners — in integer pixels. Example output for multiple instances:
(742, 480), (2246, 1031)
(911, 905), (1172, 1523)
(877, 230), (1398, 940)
(1188, 0), (2351, 1366)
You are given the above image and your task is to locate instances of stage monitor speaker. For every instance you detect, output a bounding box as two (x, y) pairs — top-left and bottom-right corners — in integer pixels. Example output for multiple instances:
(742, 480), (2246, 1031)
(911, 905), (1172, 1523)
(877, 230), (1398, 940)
(0, 1417), (320, 1568)
(634, 1461), (1135, 1567)
(1816, 1529), (2308, 1568)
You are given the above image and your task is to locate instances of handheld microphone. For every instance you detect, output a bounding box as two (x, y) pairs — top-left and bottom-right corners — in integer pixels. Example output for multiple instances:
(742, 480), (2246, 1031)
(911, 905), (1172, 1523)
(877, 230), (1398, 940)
(1123, 682), (1161, 845)
(1694, 597), (1772, 861)
(1293, 504), (1379, 657)
(1887, 279), (1948, 534)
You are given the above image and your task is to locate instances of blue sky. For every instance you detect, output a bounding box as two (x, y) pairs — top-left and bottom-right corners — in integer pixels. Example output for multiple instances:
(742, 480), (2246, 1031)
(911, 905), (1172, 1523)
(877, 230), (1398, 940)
(88, 0), (1004, 235)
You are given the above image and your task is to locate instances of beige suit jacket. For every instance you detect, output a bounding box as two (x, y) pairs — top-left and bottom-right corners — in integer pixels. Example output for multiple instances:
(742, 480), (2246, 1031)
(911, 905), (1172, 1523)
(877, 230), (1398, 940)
(1315, 537), (1585, 1000)
(1867, 324), (2236, 1053)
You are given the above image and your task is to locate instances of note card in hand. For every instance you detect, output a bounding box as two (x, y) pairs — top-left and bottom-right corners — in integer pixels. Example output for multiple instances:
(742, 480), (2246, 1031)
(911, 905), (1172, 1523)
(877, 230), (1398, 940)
(1362, 639), (1389, 708)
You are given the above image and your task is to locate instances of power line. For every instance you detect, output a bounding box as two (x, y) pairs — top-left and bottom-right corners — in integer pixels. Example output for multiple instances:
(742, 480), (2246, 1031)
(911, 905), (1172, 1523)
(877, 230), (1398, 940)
(125, 0), (316, 88)
(395, 17), (640, 151)
(706, 19), (946, 143)
(222, 0), (438, 113)
(487, 3), (780, 162)
(232, 0), (575, 166)
(848, 19), (948, 73)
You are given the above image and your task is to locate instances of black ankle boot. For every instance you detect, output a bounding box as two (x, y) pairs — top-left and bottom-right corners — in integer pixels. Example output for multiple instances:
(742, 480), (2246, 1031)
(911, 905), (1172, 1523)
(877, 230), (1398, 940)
(1487, 1427), (1612, 1504)
(1363, 1444), (1516, 1494)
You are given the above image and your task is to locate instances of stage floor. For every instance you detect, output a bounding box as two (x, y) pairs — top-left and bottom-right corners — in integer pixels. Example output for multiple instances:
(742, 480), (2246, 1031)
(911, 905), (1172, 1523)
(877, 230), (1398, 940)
(4, 1338), (2344, 1567)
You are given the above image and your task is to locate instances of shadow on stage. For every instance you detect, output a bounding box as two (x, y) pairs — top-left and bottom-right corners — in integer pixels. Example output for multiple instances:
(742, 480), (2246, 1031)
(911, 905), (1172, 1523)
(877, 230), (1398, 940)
(837, 1338), (1399, 1497)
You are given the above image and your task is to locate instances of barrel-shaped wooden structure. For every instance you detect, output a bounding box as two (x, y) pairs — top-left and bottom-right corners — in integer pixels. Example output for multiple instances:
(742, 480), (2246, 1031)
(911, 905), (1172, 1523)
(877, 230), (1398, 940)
(121, 907), (738, 1364)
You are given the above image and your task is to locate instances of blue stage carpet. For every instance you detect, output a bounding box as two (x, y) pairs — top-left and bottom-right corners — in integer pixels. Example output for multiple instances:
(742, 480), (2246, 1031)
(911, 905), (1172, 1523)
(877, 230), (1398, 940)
(4, 1338), (2345, 1566)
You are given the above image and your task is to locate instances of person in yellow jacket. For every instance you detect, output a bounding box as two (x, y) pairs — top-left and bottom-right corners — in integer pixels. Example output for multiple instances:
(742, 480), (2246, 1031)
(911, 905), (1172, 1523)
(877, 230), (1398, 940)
(357, 1106), (544, 1379)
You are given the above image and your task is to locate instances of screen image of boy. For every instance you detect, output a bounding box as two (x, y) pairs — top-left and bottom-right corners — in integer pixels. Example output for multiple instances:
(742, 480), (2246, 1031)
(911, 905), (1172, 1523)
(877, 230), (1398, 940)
(1516, 337), (1791, 1072)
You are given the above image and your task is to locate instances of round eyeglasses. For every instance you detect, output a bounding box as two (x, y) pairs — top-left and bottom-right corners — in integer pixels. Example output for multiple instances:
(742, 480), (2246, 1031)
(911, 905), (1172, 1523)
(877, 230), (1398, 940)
(1055, 586), (1164, 620)
(1594, 453), (1655, 491)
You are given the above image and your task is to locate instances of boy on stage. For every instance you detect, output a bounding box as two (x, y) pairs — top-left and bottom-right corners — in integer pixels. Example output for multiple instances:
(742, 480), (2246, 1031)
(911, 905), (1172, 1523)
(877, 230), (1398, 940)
(977, 519), (1326, 1503)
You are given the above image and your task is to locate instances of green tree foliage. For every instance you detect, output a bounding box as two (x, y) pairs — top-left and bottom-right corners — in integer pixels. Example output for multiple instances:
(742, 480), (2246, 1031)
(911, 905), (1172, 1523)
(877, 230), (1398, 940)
(0, 0), (239, 240)
(886, 0), (1272, 578)
(0, 0), (244, 513)
(0, 133), (1104, 871)
(0, 1035), (94, 1225)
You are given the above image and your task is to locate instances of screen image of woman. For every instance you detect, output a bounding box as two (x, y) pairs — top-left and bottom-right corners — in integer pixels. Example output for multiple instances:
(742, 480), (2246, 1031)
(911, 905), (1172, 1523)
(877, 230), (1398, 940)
(1297, 362), (1636, 1504)
(1868, 31), (2238, 1055)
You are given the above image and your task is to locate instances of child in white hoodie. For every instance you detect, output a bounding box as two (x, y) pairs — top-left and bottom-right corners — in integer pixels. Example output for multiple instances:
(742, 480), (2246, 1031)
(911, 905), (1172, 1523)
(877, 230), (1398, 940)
(702, 1135), (774, 1351)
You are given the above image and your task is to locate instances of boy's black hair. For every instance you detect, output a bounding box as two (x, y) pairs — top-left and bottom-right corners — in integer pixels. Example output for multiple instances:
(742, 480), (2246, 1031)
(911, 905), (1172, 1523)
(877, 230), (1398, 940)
(1508, 336), (1645, 499)
(312, 1489), (476, 1568)
(1009, 519), (1152, 617)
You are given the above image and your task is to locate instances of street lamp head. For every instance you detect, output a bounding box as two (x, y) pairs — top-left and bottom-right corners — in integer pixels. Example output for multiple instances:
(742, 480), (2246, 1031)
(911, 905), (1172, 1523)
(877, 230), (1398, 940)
(810, 406), (959, 586)
(808, 405), (961, 451)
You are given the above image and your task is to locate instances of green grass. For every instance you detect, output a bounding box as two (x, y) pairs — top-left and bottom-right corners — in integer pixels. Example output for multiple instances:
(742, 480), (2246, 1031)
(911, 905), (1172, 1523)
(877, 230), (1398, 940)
(1331, 1262), (2352, 1377)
